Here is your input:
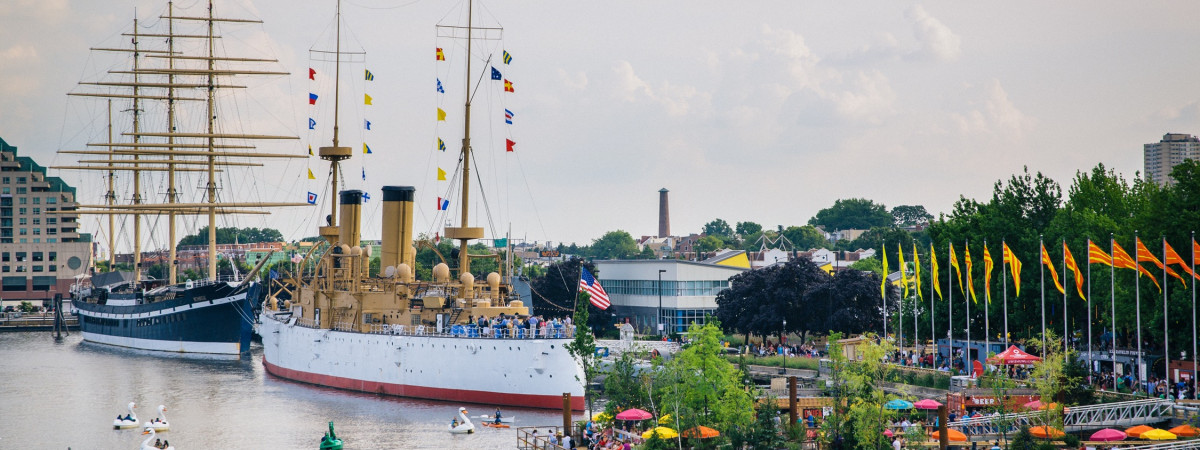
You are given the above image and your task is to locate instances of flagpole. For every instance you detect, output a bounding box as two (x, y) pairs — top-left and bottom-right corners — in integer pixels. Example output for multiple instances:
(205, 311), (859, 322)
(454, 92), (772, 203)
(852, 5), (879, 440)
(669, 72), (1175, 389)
(1135, 231), (1143, 393)
(913, 241), (919, 353)
(1003, 239), (1009, 347)
(984, 238), (990, 365)
(1192, 231), (1196, 400)
(1087, 239), (1093, 381)
(1063, 239), (1068, 364)
(1162, 236), (1169, 391)
(965, 239), (971, 371)
(949, 241), (955, 371)
(1041, 235), (1046, 354)
(1110, 234), (1117, 384)
(900, 242), (905, 348)
(930, 243), (935, 361)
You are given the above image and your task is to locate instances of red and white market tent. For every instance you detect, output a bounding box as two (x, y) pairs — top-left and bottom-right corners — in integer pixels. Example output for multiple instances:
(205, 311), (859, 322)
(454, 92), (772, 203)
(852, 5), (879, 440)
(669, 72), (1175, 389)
(986, 345), (1042, 365)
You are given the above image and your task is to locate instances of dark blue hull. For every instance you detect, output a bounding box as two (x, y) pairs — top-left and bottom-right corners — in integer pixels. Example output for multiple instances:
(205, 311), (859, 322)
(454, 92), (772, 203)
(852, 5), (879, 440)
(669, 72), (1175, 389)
(73, 281), (259, 355)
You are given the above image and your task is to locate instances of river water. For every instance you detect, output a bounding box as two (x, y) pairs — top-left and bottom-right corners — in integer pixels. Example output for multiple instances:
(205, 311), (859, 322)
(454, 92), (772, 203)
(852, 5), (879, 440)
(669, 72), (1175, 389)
(0, 332), (581, 449)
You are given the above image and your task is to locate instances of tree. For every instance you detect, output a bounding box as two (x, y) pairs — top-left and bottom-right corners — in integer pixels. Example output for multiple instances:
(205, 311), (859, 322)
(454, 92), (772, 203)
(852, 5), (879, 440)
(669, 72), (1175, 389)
(891, 205), (933, 226)
(809, 198), (893, 230)
(781, 225), (827, 250)
(178, 226), (284, 246)
(603, 350), (651, 416)
(735, 221), (762, 237)
(637, 246), (658, 260)
(655, 321), (755, 436)
(591, 230), (639, 260)
(695, 235), (724, 253)
(565, 291), (601, 417)
(703, 219), (734, 239)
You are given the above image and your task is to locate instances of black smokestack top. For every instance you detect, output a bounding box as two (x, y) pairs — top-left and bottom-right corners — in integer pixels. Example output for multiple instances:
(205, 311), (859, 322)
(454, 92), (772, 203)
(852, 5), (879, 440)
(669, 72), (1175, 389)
(658, 188), (670, 237)
(340, 190), (364, 205)
(382, 186), (415, 202)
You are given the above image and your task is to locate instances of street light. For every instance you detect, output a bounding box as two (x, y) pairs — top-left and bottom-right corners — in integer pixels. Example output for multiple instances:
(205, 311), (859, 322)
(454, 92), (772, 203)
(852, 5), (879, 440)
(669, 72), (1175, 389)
(658, 269), (667, 336)
(783, 319), (788, 373)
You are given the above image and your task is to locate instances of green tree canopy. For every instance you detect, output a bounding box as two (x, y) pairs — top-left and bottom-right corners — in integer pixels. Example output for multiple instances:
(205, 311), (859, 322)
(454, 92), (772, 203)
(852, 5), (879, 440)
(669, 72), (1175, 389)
(703, 218), (734, 238)
(591, 230), (639, 260)
(809, 198), (893, 230)
(735, 221), (762, 237)
(891, 204), (933, 226)
(178, 226), (284, 247)
(781, 225), (827, 250)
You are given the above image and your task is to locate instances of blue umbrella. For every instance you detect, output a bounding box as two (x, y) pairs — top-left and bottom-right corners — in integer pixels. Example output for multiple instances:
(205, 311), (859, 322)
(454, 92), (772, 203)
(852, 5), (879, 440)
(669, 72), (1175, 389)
(884, 399), (914, 410)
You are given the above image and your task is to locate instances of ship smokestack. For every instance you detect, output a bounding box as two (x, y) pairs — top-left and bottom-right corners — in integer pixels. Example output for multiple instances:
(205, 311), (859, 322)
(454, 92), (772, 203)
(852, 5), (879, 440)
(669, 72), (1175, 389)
(381, 186), (416, 272)
(658, 188), (670, 237)
(338, 190), (364, 249)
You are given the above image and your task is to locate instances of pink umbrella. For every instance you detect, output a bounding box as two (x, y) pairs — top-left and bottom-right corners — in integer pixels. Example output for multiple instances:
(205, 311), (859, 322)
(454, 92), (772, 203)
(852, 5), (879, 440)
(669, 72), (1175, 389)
(614, 408), (654, 421)
(914, 399), (943, 410)
(1090, 428), (1127, 442)
(884, 429), (894, 437)
(1022, 400), (1042, 410)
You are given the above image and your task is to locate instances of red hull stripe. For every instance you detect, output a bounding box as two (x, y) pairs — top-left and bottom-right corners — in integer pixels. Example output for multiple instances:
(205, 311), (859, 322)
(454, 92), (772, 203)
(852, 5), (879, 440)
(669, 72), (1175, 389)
(263, 359), (584, 410)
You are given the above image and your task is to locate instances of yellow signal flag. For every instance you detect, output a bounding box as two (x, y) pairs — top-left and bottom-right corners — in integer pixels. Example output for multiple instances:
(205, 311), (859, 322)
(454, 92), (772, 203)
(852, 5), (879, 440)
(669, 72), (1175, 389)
(364, 94), (373, 105)
(307, 168), (316, 180)
(1003, 241), (1022, 297)
(949, 243), (964, 294)
(308, 145), (313, 156)
(1063, 241), (1086, 300)
(983, 244), (994, 303)
(912, 242), (922, 300)
(881, 242), (889, 300)
(437, 167), (446, 181)
(965, 243), (977, 303)
(898, 242), (909, 298)
(1040, 242), (1065, 295)
(437, 108), (447, 121)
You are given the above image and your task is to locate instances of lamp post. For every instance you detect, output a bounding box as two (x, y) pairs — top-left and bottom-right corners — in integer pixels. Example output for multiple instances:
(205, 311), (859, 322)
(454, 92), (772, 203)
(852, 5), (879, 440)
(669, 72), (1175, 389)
(783, 319), (788, 372)
(658, 269), (667, 336)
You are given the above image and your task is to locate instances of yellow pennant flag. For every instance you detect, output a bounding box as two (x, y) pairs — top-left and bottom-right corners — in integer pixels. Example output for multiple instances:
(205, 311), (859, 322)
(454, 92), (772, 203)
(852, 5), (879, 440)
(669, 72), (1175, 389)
(881, 243), (889, 300)
(1003, 242), (1022, 297)
(930, 243), (942, 299)
(364, 94), (373, 105)
(1063, 241), (1086, 300)
(949, 243), (964, 294)
(308, 144), (313, 156)
(437, 167), (446, 181)
(307, 168), (315, 180)
(363, 143), (372, 154)
(965, 242), (977, 303)
(437, 108), (447, 121)
(898, 242), (909, 298)
(983, 244), (994, 303)
(1041, 242), (1065, 294)
(912, 242), (922, 300)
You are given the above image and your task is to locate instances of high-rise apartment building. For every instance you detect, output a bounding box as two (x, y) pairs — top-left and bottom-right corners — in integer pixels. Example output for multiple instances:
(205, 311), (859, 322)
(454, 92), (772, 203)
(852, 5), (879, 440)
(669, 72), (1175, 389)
(1144, 133), (1200, 186)
(0, 137), (91, 309)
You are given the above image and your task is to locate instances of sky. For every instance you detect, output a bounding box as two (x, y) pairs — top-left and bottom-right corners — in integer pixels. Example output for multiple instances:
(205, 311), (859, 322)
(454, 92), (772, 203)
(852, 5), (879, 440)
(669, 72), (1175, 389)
(2, 0), (1199, 254)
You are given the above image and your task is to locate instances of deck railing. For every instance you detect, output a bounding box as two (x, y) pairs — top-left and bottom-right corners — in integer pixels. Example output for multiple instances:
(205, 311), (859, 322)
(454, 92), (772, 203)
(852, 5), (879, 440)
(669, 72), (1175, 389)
(265, 312), (574, 340)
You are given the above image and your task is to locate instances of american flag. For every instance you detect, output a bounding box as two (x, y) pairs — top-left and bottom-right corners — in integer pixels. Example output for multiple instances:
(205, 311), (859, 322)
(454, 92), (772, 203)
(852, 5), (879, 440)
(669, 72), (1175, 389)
(579, 267), (610, 310)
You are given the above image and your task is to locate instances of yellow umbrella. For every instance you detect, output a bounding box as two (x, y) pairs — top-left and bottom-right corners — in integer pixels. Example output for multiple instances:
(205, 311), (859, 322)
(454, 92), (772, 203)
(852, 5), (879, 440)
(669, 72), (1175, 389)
(658, 413), (673, 424)
(592, 412), (612, 421)
(642, 426), (679, 439)
(1141, 429), (1177, 441)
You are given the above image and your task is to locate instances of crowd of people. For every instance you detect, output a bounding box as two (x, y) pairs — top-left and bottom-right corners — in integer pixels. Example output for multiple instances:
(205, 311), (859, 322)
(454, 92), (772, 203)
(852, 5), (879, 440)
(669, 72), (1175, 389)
(460, 314), (574, 339)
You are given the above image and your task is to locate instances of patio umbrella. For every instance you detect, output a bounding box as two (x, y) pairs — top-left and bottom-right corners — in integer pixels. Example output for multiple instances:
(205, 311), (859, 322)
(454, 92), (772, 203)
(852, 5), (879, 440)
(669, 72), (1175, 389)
(1030, 426), (1065, 439)
(641, 426), (679, 439)
(1089, 429), (1127, 442)
(884, 399), (914, 410)
(884, 429), (894, 438)
(658, 413), (673, 425)
(1168, 425), (1200, 437)
(1141, 429), (1177, 441)
(1126, 425), (1154, 438)
(1022, 400), (1042, 410)
(929, 430), (967, 442)
(681, 426), (720, 439)
(913, 399), (943, 410)
(592, 412), (612, 421)
(615, 408), (653, 421)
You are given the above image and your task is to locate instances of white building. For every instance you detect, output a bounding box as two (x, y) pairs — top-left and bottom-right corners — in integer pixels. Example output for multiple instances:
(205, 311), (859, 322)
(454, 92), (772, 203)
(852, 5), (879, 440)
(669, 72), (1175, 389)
(1145, 133), (1200, 186)
(593, 259), (747, 335)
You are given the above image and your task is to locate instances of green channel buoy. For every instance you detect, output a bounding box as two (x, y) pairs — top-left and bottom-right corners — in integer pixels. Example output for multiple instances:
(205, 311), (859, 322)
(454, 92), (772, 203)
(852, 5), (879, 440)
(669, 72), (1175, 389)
(319, 421), (343, 450)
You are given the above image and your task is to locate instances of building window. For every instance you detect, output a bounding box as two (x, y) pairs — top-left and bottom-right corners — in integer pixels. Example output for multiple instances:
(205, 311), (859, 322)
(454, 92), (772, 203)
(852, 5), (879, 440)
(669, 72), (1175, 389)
(1, 266), (7, 273)
(46, 238), (56, 243)
(1, 177), (7, 183)
(0, 253), (7, 262)
(16, 187), (25, 195)
(15, 266), (25, 272)
(16, 177), (25, 184)
(47, 228), (55, 235)
(46, 218), (55, 225)
(32, 252), (42, 262)
(45, 196), (56, 204)
(17, 218), (24, 225)
(32, 228), (38, 235)
(31, 265), (42, 272)
(31, 238), (38, 243)
(31, 197), (38, 205)
(1, 188), (7, 195)
(48, 252), (56, 262)
(18, 228), (25, 236)
(17, 197), (25, 205)
(17, 208), (24, 214)
(32, 208), (38, 215)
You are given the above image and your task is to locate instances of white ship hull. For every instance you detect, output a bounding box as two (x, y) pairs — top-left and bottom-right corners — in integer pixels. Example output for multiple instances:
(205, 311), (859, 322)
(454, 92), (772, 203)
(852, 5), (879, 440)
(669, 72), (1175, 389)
(259, 312), (586, 410)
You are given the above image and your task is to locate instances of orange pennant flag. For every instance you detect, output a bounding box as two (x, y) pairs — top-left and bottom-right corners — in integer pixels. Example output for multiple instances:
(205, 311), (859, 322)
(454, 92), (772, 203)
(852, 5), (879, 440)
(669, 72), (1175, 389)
(1115, 239), (1160, 291)
(1041, 242), (1065, 294)
(1163, 239), (1197, 283)
(1063, 242), (1086, 300)
(965, 243), (977, 303)
(983, 244), (994, 303)
(1088, 239), (1112, 266)
(949, 243), (964, 294)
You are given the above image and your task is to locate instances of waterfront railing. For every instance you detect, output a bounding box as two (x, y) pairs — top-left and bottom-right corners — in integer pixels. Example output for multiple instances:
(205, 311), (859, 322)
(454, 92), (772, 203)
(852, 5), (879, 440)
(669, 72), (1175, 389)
(269, 312), (574, 340)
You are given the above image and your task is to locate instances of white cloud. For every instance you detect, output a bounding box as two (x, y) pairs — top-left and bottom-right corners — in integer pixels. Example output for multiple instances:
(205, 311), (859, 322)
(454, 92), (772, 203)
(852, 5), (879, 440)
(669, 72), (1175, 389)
(906, 5), (962, 61)
(951, 80), (1033, 140)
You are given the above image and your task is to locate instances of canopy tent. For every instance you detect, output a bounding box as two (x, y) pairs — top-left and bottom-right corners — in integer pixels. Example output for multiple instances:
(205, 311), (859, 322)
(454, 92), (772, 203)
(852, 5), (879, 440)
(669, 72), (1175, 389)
(986, 345), (1042, 365)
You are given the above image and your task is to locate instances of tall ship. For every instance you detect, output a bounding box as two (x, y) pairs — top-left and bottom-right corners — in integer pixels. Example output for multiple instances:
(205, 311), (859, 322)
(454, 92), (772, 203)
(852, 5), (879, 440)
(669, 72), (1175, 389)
(259, 1), (586, 409)
(60, 1), (305, 355)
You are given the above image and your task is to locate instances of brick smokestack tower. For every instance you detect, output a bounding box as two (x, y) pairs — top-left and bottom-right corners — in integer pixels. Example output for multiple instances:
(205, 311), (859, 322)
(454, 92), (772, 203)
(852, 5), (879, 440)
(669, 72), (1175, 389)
(658, 188), (670, 237)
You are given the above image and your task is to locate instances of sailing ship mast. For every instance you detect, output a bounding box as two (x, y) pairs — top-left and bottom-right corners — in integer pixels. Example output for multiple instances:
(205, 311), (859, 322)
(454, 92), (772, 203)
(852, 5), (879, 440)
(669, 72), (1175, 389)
(59, 1), (308, 282)
(316, 0), (353, 246)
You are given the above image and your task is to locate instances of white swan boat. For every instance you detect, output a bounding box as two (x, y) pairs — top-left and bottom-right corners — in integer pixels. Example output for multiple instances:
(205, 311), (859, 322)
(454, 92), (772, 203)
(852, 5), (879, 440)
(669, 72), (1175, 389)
(113, 402), (139, 429)
(140, 427), (174, 450)
(449, 407), (475, 434)
(142, 405), (169, 431)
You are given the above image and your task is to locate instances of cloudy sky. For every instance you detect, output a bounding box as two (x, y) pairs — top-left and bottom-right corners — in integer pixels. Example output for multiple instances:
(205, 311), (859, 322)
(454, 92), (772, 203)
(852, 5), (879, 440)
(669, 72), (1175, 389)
(2, 0), (1198, 253)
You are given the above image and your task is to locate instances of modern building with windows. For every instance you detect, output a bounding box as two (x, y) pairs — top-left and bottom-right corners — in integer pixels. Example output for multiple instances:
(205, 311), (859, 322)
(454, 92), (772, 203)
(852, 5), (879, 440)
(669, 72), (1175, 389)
(593, 259), (747, 335)
(0, 137), (91, 308)
(1145, 133), (1200, 186)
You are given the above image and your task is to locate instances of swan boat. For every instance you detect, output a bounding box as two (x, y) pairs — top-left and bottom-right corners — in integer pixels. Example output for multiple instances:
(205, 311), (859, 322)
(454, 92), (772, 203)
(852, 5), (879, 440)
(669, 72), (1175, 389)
(140, 427), (173, 450)
(142, 405), (169, 432)
(258, 0), (585, 410)
(449, 408), (475, 434)
(113, 402), (139, 429)
(61, 1), (299, 356)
